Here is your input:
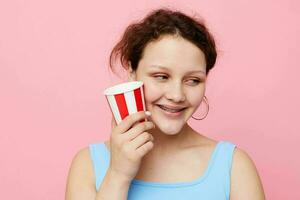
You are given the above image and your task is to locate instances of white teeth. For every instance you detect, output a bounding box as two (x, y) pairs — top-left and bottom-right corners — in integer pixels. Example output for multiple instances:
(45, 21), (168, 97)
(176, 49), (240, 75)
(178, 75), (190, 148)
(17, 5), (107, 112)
(159, 105), (183, 113)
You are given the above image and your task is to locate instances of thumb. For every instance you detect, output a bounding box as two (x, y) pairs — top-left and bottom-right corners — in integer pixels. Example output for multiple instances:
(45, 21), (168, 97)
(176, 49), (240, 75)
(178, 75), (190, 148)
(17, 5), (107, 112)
(111, 117), (117, 129)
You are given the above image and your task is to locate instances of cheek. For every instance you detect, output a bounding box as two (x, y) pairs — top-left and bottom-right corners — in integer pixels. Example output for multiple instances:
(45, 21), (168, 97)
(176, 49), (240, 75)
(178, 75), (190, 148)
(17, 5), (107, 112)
(191, 96), (204, 107)
(187, 89), (205, 107)
(143, 82), (162, 103)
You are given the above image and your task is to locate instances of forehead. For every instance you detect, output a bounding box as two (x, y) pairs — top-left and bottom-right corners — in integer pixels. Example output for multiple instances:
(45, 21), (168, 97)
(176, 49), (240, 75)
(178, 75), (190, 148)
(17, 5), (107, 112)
(138, 35), (206, 73)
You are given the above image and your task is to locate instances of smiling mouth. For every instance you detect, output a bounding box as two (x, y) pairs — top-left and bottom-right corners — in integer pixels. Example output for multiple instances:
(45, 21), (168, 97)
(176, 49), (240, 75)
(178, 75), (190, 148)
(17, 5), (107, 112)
(157, 105), (186, 113)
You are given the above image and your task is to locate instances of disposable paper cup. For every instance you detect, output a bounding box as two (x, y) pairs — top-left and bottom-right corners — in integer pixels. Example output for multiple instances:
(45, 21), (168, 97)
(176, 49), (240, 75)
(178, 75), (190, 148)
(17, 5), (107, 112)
(103, 81), (146, 125)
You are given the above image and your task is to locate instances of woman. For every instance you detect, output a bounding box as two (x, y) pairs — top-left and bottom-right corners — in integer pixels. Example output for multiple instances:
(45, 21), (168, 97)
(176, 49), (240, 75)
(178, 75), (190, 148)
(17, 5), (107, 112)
(65, 8), (265, 200)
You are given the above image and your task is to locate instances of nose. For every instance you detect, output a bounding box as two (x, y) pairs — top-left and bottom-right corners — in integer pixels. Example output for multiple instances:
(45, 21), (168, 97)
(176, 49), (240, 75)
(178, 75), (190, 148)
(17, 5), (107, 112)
(165, 82), (186, 103)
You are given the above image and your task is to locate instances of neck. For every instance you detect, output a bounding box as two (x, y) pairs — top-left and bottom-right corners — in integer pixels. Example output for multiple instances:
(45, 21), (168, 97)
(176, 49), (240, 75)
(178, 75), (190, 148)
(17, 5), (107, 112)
(146, 123), (197, 156)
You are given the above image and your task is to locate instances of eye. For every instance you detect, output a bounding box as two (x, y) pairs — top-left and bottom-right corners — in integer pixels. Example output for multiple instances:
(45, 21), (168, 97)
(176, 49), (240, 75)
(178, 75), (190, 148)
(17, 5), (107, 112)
(152, 74), (203, 85)
(154, 75), (168, 80)
(191, 79), (200, 83)
(186, 79), (201, 85)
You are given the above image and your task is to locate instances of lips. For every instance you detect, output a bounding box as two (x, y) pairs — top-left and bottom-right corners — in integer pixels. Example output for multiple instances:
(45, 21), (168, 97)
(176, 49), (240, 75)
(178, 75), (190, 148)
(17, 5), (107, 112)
(157, 104), (186, 113)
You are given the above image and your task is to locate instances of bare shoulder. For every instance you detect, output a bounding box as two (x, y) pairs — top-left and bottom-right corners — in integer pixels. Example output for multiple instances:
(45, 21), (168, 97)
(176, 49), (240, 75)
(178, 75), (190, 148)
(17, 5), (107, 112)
(230, 147), (266, 200)
(65, 147), (96, 200)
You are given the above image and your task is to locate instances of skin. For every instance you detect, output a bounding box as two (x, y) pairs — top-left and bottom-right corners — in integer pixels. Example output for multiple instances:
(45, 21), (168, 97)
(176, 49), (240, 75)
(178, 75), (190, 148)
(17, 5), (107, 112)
(65, 34), (266, 200)
(124, 34), (217, 181)
(128, 34), (209, 153)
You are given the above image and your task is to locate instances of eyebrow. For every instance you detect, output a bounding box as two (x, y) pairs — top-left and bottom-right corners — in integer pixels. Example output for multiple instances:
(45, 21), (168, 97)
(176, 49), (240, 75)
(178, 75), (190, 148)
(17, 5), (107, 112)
(149, 65), (206, 75)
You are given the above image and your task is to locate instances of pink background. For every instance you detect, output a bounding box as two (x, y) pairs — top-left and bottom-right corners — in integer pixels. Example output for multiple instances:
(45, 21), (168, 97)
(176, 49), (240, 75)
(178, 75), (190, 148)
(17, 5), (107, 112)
(1, 0), (299, 199)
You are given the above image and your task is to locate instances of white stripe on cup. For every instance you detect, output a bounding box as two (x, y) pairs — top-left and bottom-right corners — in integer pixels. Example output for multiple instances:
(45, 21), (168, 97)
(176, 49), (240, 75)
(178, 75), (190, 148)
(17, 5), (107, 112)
(124, 91), (137, 115)
(140, 86), (146, 111)
(107, 95), (122, 124)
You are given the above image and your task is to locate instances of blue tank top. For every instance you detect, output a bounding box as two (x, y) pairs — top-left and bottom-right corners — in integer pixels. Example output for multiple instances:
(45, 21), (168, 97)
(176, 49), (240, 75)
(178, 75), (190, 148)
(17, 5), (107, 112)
(89, 140), (236, 200)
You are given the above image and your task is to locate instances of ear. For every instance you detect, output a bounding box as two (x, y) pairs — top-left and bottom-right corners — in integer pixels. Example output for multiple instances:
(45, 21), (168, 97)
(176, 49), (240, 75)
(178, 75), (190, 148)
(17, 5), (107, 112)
(127, 62), (137, 81)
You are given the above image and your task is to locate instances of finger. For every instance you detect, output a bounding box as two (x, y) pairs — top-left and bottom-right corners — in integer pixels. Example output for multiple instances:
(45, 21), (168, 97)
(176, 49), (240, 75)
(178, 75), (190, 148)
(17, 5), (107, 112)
(130, 132), (154, 149)
(124, 121), (155, 141)
(136, 141), (154, 157)
(115, 111), (151, 135)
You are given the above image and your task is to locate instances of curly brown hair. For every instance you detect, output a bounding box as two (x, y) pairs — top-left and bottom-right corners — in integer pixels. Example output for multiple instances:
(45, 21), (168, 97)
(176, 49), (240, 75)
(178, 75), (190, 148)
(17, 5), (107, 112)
(109, 8), (217, 76)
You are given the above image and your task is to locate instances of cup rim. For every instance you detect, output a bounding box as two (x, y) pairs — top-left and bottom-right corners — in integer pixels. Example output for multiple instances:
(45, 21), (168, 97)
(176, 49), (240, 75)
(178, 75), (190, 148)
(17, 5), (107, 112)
(103, 81), (144, 95)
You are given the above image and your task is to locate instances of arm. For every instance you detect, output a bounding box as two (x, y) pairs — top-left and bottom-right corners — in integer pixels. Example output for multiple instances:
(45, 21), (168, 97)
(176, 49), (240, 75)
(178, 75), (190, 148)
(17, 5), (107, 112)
(65, 147), (131, 200)
(230, 147), (266, 200)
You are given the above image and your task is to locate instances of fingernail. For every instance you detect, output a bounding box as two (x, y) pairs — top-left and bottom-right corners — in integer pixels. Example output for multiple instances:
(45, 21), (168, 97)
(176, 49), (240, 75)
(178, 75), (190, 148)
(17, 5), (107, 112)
(145, 111), (151, 116)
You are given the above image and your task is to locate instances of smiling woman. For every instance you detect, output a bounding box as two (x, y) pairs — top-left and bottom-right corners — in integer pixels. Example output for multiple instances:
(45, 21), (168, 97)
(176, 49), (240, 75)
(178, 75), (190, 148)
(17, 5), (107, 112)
(126, 35), (208, 135)
(65, 7), (266, 200)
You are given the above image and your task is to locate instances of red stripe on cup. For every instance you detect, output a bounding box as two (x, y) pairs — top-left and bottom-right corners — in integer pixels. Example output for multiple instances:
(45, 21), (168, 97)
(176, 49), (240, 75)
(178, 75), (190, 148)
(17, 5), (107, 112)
(134, 87), (146, 123)
(134, 88), (144, 112)
(115, 93), (129, 120)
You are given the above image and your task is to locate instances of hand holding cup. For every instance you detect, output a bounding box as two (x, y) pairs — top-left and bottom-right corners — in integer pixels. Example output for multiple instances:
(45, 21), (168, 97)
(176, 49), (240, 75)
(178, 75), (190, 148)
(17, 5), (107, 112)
(108, 111), (155, 182)
(104, 81), (155, 182)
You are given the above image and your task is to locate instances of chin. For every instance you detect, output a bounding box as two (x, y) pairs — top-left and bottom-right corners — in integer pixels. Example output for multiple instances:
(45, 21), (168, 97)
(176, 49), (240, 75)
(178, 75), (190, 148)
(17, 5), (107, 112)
(155, 121), (185, 135)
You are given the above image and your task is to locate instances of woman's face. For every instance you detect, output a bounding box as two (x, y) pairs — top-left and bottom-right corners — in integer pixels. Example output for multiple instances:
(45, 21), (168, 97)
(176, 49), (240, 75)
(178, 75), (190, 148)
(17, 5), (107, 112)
(128, 35), (207, 135)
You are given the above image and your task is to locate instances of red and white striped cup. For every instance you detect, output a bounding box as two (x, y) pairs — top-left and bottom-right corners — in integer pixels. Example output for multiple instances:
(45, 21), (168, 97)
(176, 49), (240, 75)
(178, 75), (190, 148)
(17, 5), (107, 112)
(103, 81), (146, 125)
